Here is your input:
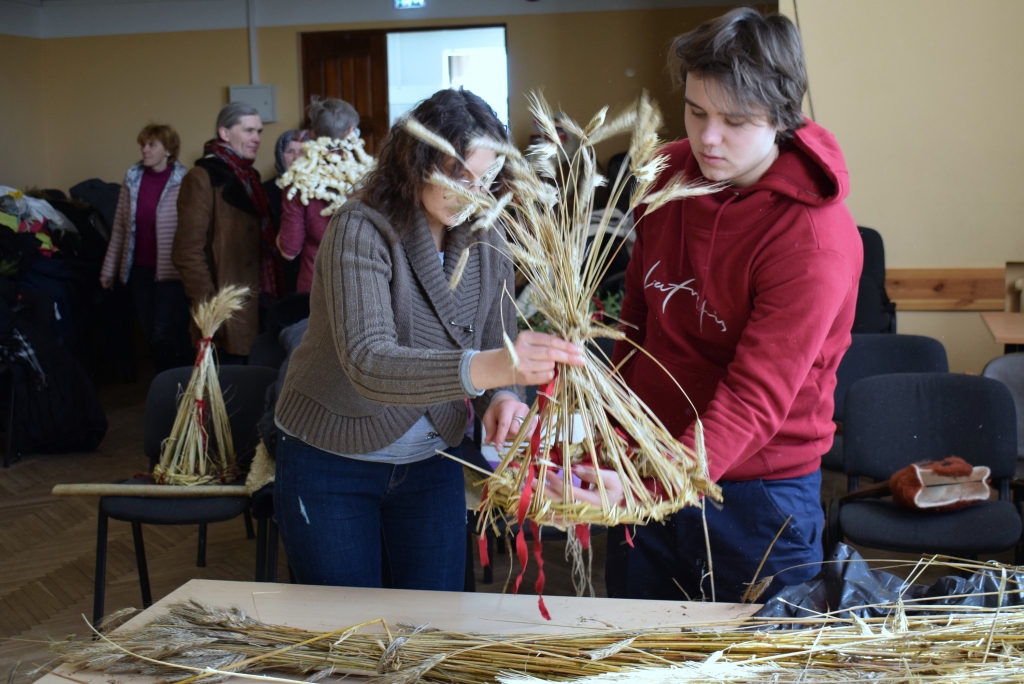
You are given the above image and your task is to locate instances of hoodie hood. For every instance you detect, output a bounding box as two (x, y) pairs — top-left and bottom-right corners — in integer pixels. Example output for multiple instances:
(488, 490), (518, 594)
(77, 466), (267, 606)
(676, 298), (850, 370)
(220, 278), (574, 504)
(752, 118), (850, 207)
(616, 117), (862, 483)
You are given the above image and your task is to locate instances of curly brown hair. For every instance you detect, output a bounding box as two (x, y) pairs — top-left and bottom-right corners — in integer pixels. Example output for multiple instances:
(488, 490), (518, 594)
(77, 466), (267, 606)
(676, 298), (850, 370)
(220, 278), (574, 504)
(355, 88), (511, 231)
(137, 123), (181, 161)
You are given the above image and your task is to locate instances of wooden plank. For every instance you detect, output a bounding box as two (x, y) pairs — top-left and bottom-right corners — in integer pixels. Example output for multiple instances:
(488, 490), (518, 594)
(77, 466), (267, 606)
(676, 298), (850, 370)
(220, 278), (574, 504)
(886, 267), (1005, 311)
(52, 484), (251, 498)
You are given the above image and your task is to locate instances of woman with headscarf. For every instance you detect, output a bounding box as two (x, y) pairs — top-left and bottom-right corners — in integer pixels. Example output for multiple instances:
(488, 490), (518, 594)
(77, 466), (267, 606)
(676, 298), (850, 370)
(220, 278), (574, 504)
(264, 129), (309, 294)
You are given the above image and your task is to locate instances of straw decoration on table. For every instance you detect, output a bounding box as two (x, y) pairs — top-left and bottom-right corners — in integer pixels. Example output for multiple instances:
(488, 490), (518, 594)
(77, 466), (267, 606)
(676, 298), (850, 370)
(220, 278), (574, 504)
(53, 557), (1024, 683)
(277, 132), (375, 217)
(151, 285), (249, 486)
(408, 93), (723, 535)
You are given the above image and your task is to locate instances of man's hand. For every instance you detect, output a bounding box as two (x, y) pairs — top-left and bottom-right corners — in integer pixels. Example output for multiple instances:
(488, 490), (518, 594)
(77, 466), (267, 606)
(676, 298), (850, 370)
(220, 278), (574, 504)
(99, 274), (114, 290)
(543, 464), (626, 508)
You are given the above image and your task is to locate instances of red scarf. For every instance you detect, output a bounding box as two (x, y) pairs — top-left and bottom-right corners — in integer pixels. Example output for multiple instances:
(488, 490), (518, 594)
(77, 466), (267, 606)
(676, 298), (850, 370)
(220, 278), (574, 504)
(204, 139), (284, 300)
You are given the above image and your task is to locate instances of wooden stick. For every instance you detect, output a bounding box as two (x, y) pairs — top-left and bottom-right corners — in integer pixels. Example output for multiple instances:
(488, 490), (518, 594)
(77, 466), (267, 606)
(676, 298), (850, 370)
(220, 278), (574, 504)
(51, 484), (249, 498)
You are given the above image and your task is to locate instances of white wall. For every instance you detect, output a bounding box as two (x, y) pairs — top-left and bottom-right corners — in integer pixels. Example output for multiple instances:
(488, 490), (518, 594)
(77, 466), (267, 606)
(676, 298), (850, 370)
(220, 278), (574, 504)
(387, 27), (508, 126)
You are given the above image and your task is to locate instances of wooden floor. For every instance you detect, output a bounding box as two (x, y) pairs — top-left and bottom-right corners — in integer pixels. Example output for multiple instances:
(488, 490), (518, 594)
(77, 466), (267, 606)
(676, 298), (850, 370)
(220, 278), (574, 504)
(0, 370), (1014, 684)
(0, 370), (605, 684)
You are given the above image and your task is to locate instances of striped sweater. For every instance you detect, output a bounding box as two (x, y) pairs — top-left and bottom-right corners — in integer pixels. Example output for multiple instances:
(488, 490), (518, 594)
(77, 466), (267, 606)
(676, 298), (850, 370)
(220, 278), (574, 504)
(276, 200), (522, 453)
(101, 160), (187, 283)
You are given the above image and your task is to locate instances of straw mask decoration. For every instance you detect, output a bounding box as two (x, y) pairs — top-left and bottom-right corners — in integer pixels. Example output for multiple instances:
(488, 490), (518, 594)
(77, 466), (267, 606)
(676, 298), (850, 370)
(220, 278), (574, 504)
(404, 93), (725, 610)
(152, 285), (249, 486)
(277, 131), (375, 217)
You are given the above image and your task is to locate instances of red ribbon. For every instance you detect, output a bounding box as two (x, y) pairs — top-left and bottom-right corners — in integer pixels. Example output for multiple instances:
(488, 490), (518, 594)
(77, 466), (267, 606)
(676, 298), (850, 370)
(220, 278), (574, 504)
(509, 374), (559, 620)
(477, 535), (490, 569)
(195, 397), (208, 452)
(195, 337), (213, 367)
(575, 523), (591, 550)
(513, 463), (535, 595)
(531, 520), (551, 620)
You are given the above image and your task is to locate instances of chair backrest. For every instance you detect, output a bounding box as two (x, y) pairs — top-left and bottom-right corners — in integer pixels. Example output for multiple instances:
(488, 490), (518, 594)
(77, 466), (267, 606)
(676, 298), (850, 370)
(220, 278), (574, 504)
(248, 331), (286, 370)
(833, 334), (948, 419)
(982, 352), (1024, 458)
(858, 226), (886, 287)
(144, 365), (280, 469)
(844, 372), (1017, 481)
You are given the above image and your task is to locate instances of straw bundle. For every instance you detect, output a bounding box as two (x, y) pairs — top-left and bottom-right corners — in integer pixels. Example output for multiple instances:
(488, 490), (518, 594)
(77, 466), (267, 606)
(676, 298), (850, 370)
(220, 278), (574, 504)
(53, 560), (1024, 683)
(277, 132), (375, 217)
(152, 285), (249, 486)
(404, 93), (722, 531)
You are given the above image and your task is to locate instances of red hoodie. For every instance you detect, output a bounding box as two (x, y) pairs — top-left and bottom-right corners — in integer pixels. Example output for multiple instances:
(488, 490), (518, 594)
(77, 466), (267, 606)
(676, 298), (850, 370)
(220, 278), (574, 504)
(612, 119), (862, 483)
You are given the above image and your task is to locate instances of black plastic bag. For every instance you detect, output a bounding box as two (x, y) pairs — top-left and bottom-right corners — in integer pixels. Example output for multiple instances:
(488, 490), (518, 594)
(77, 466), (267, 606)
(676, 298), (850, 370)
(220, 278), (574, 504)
(755, 543), (1024, 626)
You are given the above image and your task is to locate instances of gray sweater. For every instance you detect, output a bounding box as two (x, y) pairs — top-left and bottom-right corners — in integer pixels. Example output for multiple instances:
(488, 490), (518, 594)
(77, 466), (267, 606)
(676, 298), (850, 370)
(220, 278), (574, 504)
(275, 200), (521, 454)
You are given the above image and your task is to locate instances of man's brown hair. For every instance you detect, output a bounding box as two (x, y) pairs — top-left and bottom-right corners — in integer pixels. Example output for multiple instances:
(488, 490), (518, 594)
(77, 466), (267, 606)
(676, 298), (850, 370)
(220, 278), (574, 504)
(670, 7), (807, 142)
(137, 123), (181, 161)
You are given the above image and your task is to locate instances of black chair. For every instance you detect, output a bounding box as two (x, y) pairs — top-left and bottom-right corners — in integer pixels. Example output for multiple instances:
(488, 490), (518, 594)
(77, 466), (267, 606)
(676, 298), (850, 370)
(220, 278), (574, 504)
(821, 334), (948, 477)
(828, 373), (1023, 560)
(248, 331), (286, 370)
(1, 362), (16, 467)
(982, 353), (1024, 471)
(853, 226), (897, 334)
(93, 365), (278, 625)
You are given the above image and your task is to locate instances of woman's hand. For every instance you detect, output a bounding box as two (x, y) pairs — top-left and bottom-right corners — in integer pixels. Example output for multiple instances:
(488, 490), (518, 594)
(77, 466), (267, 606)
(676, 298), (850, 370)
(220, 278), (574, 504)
(470, 330), (586, 391)
(99, 274), (114, 290)
(543, 464), (626, 508)
(482, 392), (538, 447)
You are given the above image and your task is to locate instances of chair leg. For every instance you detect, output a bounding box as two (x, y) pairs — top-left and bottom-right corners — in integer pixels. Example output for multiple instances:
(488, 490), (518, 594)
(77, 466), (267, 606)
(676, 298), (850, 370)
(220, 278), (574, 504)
(267, 520), (279, 583)
(4, 375), (14, 469)
(483, 534), (494, 585)
(131, 522), (152, 608)
(464, 528), (476, 592)
(93, 510), (109, 628)
(197, 523), (207, 567)
(244, 510), (255, 540)
(255, 518), (267, 582)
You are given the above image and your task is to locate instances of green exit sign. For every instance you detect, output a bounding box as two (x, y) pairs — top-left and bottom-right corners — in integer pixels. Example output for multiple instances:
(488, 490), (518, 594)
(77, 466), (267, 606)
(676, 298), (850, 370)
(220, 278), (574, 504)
(395, 0), (425, 8)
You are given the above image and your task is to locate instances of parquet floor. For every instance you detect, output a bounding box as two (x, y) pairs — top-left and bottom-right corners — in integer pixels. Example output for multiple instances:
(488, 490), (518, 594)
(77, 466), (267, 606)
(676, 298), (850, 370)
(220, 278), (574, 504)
(0, 371), (602, 684)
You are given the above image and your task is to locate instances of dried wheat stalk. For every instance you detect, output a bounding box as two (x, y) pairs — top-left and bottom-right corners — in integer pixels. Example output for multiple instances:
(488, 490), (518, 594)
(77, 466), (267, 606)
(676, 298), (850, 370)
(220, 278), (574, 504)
(152, 285), (249, 486)
(404, 92), (723, 530)
(53, 560), (1024, 684)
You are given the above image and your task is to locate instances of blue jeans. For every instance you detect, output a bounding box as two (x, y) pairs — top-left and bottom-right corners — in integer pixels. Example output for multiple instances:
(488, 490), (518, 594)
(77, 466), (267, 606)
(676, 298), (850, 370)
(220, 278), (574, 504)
(606, 471), (824, 603)
(275, 433), (467, 590)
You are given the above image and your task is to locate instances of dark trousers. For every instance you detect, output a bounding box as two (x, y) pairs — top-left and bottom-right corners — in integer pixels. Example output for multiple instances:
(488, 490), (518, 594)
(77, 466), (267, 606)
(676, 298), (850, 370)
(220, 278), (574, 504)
(128, 264), (193, 373)
(275, 433), (467, 590)
(606, 470), (824, 603)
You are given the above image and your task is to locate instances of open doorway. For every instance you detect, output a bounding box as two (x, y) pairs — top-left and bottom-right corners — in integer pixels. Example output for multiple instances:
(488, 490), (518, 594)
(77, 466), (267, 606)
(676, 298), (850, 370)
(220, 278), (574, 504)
(386, 27), (509, 127)
(301, 26), (509, 153)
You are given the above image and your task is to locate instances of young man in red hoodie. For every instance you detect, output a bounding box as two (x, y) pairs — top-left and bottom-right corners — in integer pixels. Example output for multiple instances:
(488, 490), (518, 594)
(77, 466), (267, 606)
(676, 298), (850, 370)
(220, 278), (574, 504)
(550, 8), (862, 603)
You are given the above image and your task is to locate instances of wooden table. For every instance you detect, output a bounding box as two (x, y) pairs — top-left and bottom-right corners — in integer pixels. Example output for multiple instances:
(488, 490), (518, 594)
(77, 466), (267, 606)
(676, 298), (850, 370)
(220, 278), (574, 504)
(37, 579), (757, 684)
(981, 312), (1024, 352)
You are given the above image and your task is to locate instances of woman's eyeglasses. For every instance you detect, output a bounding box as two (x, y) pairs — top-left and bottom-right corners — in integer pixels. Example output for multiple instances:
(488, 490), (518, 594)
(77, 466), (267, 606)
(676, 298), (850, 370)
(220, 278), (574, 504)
(455, 177), (500, 193)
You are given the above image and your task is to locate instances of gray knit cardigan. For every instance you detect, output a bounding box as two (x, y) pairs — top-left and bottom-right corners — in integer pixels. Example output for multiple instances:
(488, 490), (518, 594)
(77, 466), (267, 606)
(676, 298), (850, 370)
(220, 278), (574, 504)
(275, 199), (522, 454)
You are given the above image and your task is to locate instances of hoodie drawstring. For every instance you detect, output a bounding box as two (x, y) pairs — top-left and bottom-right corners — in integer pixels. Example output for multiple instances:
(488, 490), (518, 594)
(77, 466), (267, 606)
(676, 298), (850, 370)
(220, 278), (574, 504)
(692, 193), (733, 331)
